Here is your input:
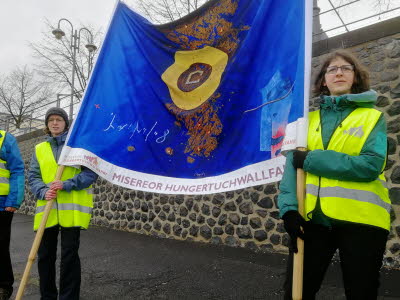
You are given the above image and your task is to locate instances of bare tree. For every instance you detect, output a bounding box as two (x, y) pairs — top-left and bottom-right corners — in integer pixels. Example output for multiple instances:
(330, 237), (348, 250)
(30, 20), (103, 101)
(327, 0), (394, 11)
(0, 66), (52, 129)
(374, 0), (395, 12)
(134, 0), (209, 23)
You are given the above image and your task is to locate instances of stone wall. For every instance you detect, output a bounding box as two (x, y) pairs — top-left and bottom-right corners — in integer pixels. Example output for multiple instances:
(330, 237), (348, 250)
(17, 20), (400, 268)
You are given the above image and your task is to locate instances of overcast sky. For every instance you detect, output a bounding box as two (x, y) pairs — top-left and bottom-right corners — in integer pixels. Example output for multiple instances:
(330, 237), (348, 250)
(0, 0), (130, 74)
(1, 0), (399, 76)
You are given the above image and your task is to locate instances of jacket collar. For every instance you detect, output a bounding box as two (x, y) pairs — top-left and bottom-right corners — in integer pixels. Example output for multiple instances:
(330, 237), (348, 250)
(319, 90), (377, 111)
(46, 131), (68, 145)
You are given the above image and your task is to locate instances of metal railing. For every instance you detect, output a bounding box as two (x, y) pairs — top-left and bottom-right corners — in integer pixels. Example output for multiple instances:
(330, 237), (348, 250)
(313, 0), (400, 41)
(0, 95), (80, 137)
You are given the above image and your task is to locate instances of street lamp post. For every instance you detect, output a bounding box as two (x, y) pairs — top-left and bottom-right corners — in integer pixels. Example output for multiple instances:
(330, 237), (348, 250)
(52, 19), (97, 123)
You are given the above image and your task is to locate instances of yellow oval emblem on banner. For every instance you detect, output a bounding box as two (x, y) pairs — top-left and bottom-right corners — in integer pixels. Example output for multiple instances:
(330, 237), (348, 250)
(161, 46), (228, 110)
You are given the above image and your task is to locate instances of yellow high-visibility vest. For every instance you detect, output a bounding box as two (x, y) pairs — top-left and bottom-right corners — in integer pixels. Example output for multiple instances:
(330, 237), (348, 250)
(34, 141), (93, 230)
(305, 108), (391, 230)
(0, 130), (10, 195)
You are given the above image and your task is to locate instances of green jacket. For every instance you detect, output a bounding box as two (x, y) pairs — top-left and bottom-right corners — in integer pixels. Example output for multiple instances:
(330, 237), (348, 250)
(278, 90), (387, 226)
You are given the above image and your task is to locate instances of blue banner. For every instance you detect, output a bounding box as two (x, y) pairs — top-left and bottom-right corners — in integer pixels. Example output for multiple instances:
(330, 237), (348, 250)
(60, 0), (311, 194)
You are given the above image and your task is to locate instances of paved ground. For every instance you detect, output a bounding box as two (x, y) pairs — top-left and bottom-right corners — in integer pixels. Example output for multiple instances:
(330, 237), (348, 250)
(10, 214), (400, 299)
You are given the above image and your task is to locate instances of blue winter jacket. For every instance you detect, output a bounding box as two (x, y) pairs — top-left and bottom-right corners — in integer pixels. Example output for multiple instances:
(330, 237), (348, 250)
(0, 132), (25, 210)
(28, 131), (98, 200)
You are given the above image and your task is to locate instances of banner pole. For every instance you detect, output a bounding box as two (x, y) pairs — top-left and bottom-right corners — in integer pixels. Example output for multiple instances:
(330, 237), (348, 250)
(292, 159), (306, 300)
(292, 0), (312, 297)
(16, 165), (65, 300)
(291, 111), (308, 300)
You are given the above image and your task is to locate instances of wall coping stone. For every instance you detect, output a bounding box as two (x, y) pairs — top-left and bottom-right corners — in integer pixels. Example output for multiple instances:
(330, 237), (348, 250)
(16, 128), (45, 143)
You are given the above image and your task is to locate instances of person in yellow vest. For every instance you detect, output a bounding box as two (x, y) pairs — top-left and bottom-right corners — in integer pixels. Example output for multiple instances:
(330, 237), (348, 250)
(0, 131), (24, 300)
(28, 107), (97, 300)
(278, 50), (391, 299)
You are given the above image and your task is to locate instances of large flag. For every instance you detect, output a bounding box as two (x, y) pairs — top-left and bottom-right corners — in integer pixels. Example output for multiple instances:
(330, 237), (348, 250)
(59, 0), (312, 194)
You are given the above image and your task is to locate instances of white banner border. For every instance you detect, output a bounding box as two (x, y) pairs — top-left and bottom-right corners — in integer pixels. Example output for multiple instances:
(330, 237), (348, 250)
(59, 145), (286, 195)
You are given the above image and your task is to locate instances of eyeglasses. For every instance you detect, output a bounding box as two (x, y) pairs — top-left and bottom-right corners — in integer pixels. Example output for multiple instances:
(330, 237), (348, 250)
(325, 65), (354, 75)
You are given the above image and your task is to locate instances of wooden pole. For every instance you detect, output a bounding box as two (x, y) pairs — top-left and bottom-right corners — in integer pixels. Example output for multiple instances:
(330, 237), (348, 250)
(292, 147), (307, 300)
(16, 165), (65, 300)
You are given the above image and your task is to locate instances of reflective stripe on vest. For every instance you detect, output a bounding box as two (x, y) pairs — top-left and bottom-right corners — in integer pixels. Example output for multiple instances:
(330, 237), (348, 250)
(0, 130), (10, 195)
(34, 141), (93, 230)
(35, 202), (93, 214)
(305, 108), (391, 230)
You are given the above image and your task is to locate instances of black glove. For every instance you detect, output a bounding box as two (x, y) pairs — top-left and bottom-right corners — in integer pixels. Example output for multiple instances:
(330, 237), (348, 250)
(282, 210), (306, 253)
(292, 150), (310, 169)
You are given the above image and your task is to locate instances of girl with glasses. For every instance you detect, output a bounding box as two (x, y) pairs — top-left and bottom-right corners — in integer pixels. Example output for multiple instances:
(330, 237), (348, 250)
(278, 50), (391, 299)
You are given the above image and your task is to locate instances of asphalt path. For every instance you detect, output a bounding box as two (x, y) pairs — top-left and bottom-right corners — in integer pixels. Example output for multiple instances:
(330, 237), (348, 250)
(10, 214), (400, 299)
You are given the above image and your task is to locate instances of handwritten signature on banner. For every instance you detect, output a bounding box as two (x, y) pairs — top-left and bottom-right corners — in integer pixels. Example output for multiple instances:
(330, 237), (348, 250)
(103, 113), (170, 143)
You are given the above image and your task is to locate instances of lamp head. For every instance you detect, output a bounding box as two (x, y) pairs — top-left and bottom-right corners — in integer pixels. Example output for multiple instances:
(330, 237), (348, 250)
(52, 28), (65, 40)
(85, 43), (97, 53)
